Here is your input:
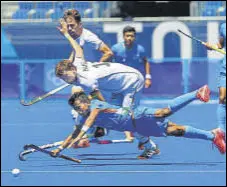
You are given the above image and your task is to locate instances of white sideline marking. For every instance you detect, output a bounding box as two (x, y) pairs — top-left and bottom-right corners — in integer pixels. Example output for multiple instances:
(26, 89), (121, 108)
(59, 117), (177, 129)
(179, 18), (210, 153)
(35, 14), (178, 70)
(1, 170), (226, 173)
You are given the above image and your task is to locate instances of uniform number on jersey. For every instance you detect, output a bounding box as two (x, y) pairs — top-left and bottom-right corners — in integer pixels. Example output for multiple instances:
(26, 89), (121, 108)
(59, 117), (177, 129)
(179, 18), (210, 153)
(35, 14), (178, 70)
(92, 62), (111, 68)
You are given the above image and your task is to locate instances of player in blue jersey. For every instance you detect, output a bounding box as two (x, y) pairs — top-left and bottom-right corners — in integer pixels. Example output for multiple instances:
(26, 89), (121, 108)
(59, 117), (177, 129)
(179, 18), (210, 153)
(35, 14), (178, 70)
(51, 85), (226, 159)
(111, 26), (152, 89)
(205, 23), (226, 134)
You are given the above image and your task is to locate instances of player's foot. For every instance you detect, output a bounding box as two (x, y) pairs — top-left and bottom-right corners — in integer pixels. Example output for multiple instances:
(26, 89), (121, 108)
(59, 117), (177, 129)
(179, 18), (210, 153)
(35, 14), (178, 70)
(137, 147), (161, 160)
(212, 128), (226, 154)
(196, 85), (210, 102)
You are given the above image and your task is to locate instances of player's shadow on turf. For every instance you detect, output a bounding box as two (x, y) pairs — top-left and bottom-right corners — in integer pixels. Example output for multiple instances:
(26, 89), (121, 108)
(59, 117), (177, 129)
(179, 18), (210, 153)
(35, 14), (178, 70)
(29, 160), (225, 168)
(77, 153), (138, 157)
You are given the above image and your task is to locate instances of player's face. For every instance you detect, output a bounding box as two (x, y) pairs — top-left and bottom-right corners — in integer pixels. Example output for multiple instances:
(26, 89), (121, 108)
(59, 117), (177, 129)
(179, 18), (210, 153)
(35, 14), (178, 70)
(61, 70), (77, 83)
(124, 32), (135, 46)
(74, 100), (89, 116)
(65, 16), (82, 38)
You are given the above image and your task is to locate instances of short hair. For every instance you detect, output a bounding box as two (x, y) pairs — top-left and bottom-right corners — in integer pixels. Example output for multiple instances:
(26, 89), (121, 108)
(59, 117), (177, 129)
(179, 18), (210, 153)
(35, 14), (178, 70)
(63, 9), (81, 22)
(68, 92), (90, 108)
(55, 59), (76, 77)
(123, 26), (136, 35)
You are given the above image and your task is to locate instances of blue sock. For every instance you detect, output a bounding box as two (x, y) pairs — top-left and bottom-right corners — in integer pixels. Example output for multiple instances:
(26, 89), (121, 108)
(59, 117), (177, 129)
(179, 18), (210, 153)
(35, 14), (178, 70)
(168, 90), (197, 114)
(183, 126), (214, 141)
(134, 132), (156, 150)
(217, 104), (226, 132)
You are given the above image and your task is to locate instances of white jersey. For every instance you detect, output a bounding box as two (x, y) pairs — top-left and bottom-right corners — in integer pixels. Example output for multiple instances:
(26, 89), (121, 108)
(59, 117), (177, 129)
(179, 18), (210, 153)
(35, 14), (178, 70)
(73, 28), (103, 67)
(74, 62), (144, 94)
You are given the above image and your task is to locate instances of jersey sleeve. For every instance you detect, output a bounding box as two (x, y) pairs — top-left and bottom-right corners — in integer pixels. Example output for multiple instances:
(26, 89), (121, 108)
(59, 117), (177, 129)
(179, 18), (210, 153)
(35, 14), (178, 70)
(85, 30), (103, 50)
(111, 44), (117, 54)
(90, 100), (109, 110)
(139, 45), (148, 60)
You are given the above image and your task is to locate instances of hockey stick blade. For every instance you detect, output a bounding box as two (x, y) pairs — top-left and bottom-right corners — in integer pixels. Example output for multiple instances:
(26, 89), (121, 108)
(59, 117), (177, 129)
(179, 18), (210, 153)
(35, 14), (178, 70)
(24, 144), (81, 163)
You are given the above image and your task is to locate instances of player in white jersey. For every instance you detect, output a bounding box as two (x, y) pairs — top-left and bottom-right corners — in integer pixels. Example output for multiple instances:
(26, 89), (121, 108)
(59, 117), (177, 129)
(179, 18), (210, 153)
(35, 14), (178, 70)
(56, 58), (145, 110)
(61, 9), (113, 64)
(60, 9), (133, 141)
(55, 19), (159, 153)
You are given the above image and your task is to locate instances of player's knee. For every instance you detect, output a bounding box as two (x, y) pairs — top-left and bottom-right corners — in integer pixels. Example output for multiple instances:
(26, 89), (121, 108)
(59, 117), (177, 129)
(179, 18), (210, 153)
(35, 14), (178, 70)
(166, 126), (185, 136)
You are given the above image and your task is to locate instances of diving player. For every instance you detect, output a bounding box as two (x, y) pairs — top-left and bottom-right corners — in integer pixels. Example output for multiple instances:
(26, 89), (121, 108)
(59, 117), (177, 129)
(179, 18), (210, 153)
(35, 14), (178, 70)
(51, 85), (226, 159)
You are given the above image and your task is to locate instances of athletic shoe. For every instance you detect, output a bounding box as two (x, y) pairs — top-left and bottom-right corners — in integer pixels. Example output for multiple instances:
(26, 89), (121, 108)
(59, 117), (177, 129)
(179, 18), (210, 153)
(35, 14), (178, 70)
(137, 147), (161, 159)
(212, 128), (226, 154)
(196, 85), (210, 102)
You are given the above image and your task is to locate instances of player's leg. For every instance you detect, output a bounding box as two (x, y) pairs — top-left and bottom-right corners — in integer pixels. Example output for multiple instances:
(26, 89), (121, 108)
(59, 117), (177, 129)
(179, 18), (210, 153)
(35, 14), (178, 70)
(166, 121), (226, 154)
(123, 90), (159, 153)
(217, 71), (226, 133)
(150, 86), (211, 119)
(135, 132), (160, 160)
(167, 85), (210, 116)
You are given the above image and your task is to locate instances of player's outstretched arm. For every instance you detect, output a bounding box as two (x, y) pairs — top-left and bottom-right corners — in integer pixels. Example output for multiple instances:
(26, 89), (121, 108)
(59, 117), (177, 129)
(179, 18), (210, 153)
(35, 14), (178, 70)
(99, 43), (114, 62)
(68, 51), (75, 62)
(57, 19), (84, 60)
(144, 57), (152, 88)
(204, 36), (224, 51)
(50, 109), (100, 156)
(67, 109), (100, 148)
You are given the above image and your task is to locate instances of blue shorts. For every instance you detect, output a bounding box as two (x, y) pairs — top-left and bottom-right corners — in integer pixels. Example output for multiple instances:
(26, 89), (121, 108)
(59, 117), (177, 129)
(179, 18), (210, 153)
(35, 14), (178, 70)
(133, 108), (169, 137)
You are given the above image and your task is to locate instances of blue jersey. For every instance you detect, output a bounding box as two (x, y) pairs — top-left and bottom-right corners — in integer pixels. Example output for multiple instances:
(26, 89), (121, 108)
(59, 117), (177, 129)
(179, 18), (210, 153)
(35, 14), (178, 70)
(111, 42), (148, 75)
(82, 100), (168, 137)
(89, 100), (134, 132)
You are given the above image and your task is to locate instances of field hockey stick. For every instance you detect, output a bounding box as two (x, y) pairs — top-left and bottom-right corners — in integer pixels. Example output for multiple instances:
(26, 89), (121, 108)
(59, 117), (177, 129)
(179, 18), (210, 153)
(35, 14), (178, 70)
(20, 83), (70, 106)
(23, 144), (81, 163)
(178, 29), (226, 55)
(19, 138), (133, 161)
(19, 141), (63, 161)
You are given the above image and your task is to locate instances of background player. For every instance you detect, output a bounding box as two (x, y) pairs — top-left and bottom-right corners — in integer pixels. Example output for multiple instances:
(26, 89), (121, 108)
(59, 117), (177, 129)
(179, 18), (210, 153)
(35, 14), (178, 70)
(111, 26), (152, 89)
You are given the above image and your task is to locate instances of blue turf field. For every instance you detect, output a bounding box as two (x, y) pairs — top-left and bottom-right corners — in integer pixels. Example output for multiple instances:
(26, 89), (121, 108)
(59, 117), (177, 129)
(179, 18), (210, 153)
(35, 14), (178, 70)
(1, 99), (226, 186)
